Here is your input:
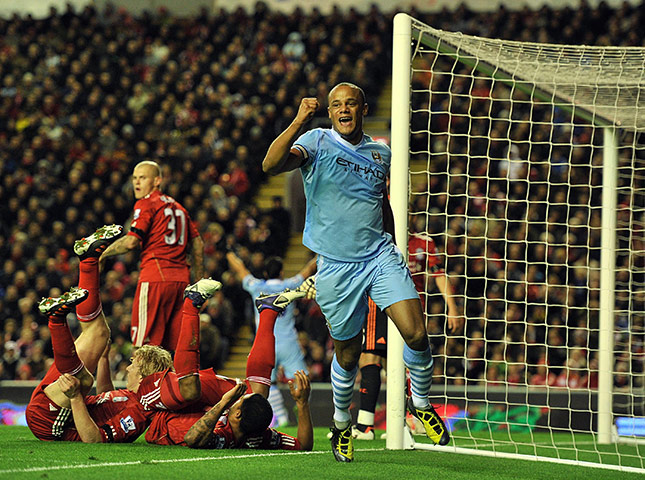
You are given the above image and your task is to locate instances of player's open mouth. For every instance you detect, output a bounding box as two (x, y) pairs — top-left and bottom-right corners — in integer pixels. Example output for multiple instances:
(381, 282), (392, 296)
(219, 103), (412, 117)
(339, 116), (352, 126)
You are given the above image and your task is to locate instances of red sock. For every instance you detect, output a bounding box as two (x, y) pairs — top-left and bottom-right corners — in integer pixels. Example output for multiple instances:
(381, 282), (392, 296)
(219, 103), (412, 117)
(49, 319), (84, 375)
(76, 258), (101, 322)
(174, 298), (200, 378)
(245, 309), (278, 386)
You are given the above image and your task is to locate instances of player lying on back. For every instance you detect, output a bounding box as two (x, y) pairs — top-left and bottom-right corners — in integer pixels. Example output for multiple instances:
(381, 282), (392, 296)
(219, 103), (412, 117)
(144, 288), (314, 450)
(26, 225), (170, 443)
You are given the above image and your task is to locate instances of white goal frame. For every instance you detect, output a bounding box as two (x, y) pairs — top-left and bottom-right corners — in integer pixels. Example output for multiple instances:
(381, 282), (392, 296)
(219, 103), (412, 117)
(386, 12), (641, 473)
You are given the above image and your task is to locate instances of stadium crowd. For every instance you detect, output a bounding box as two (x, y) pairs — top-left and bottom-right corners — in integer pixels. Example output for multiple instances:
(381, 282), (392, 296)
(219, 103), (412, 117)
(1, 1), (643, 392)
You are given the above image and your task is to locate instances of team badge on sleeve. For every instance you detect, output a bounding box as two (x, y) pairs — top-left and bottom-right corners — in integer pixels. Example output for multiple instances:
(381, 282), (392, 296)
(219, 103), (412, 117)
(119, 415), (136, 433)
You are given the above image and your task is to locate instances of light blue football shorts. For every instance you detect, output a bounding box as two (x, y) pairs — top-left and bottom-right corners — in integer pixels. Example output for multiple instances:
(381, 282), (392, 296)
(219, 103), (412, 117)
(316, 242), (419, 341)
(273, 338), (308, 382)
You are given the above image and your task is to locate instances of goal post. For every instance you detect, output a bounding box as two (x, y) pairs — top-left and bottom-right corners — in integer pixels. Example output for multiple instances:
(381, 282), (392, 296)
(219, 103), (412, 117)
(387, 12), (645, 473)
(386, 11), (413, 451)
(598, 128), (618, 444)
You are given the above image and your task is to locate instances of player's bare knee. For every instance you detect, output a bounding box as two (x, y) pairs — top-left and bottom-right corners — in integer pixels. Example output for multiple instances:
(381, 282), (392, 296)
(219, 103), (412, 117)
(404, 330), (429, 351)
(337, 347), (361, 370)
(77, 368), (95, 395)
(81, 317), (110, 341)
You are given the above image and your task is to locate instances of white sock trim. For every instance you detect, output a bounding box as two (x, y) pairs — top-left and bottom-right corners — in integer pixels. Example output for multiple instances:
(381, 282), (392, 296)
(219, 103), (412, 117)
(357, 410), (375, 427)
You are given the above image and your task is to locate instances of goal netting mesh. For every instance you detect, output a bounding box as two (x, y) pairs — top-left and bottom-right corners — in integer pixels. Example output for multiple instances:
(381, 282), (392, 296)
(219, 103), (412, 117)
(387, 13), (645, 473)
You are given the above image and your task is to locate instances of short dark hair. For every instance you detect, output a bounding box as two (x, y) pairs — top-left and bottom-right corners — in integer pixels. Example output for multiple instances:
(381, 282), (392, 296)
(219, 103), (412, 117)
(263, 256), (283, 279)
(239, 393), (273, 436)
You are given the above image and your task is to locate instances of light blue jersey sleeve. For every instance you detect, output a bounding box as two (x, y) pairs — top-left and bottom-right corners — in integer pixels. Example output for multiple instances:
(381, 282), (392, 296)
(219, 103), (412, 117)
(292, 128), (322, 167)
(294, 128), (393, 262)
(242, 275), (265, 300)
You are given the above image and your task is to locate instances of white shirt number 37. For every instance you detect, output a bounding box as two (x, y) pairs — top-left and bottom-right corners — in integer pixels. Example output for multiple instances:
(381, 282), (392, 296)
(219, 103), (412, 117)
(164, 208), (186, 245)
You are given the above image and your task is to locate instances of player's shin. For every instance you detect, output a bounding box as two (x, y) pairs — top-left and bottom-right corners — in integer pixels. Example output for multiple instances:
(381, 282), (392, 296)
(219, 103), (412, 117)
(331, 354), (358, 429)
(246, 309), (278, 387)
(49, 320), (85, 376)
(356, 363), (381, 435)
(175, 297), (201, 379)
(76, 258), (102, 322)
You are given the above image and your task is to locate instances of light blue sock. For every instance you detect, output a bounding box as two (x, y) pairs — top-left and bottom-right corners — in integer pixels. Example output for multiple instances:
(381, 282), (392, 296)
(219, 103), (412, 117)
(403, 344), (434, 409)
(331, 353), (358, 429)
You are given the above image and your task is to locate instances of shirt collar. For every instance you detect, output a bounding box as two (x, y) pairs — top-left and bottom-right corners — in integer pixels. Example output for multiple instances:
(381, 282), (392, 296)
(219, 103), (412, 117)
(330, 128), (366, 149)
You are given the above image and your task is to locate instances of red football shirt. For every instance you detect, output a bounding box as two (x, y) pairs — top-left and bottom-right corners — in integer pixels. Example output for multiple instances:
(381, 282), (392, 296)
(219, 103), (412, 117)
(62, 389), (153, 443)
(145, 409), (301, 450)
(128, 190), (200, 282)
(136, 368), (239, 412)
(407, 234), (444, 293)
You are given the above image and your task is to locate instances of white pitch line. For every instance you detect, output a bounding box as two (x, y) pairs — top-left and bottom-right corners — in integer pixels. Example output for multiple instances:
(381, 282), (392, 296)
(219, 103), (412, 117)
(444, 440), (602, 450)
(0, 448), (384, 475)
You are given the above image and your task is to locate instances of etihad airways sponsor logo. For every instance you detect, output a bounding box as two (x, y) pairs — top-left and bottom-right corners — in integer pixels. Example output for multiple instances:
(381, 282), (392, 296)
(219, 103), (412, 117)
(335, 157), (385, 180)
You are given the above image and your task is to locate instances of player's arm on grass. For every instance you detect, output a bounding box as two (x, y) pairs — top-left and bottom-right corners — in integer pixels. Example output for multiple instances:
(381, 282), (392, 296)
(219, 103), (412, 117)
(263, 97), (319, 175)
(288, 370), (314, 451)
(184, 382), (247, 448)
(59, 373), (103, 443)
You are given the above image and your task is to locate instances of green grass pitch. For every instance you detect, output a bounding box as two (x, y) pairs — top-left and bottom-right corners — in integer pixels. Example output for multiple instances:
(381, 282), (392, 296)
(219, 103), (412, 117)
(0, 426), (643, 479)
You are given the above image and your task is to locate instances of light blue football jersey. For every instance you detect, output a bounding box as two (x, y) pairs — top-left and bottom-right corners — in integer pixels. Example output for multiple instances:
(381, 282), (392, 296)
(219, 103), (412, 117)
(242, 274), (304, 343)
(293, 128), (392, 262)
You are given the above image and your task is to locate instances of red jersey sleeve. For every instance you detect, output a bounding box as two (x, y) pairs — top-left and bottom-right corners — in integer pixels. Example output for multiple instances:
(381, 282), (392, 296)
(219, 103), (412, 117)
(61, 391), (153, 443)
(253, 428), (301, 450)
(208, 424), (301, 450)
(408, 235), (444, 276)
(96, 403), (154, 443)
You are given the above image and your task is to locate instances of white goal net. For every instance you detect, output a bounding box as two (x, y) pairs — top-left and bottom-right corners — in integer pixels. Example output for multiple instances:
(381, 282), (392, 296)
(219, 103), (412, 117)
(387, 13), (645, 474)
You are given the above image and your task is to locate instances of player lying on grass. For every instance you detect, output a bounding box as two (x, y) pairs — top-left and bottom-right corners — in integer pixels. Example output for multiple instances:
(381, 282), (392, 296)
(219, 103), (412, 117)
(24, 224), (167, 442)
(47, 272), (314, 449)
(145, 289), (313, 450)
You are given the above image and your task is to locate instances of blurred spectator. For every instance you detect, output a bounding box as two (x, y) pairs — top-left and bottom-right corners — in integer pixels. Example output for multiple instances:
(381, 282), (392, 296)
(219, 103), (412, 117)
(267, 196), (291, 254)
(282, 32), (306, 65)
(199, 312), (223, 370)
(2, 341), (20, 379)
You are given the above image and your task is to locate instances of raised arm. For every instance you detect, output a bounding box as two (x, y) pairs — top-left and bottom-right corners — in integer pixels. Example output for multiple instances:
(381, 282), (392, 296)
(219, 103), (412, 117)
(190, 235), (205, 280)
(226, 251), (251, 282)
(263, 98), (319, 175)
(288, 370), (313, 451)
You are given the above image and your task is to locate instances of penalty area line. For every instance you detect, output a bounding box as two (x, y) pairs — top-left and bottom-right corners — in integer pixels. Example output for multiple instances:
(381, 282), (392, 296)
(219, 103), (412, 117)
(0, 448), (383, 474)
